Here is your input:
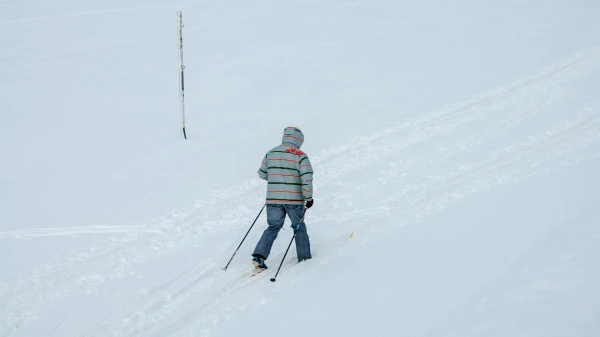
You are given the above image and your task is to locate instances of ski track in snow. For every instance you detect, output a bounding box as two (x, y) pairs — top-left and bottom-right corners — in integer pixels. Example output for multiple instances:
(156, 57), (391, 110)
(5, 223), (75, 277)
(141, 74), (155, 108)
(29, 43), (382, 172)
(1, 47), (600, 337)
(0, 225), (163, 239)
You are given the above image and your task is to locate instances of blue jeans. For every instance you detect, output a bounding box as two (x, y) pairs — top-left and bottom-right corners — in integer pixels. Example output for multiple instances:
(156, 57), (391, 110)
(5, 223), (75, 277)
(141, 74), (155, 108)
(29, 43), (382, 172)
(253, 204), (312, 262)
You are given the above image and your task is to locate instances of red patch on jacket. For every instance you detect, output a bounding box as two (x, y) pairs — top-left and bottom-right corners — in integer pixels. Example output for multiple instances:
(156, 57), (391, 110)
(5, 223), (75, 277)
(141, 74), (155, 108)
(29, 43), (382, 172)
(285, 148), (305, 156)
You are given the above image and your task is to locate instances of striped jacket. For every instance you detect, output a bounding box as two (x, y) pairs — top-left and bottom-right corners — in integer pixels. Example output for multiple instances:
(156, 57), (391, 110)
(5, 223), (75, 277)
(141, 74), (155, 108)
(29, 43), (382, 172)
(258, 127), (313, 205)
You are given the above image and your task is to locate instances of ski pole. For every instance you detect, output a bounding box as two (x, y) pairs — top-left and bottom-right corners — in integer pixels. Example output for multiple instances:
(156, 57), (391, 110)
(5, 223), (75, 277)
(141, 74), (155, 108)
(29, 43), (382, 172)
(270, 207), (308, 282)
(223, 204), (266, 271)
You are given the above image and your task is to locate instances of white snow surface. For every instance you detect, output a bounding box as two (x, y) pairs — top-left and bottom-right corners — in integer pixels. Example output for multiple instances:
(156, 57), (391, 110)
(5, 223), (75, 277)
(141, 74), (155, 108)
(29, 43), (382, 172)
(1, 1), (600, 336)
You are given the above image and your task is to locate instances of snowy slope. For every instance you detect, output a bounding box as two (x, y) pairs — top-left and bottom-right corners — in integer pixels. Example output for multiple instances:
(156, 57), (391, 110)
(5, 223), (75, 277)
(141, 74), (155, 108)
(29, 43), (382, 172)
(1, 1), (600, 336)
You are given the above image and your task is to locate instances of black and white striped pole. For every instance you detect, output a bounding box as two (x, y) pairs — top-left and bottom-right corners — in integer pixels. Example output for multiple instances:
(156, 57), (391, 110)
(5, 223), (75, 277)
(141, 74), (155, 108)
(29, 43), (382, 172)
(177, 11), (187, 139)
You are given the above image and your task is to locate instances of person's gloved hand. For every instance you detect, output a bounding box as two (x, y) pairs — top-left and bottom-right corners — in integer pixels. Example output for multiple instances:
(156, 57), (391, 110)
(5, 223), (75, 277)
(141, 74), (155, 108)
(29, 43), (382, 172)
(305, 198), (314, 209)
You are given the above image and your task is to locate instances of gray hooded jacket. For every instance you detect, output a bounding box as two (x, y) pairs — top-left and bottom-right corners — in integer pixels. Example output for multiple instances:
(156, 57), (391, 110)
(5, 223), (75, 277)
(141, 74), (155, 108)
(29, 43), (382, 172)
(258, 127), (313, 205)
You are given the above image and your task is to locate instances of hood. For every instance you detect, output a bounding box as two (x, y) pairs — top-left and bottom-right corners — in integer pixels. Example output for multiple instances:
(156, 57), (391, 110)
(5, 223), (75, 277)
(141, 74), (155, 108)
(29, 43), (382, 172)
(282, 126), (304, 148)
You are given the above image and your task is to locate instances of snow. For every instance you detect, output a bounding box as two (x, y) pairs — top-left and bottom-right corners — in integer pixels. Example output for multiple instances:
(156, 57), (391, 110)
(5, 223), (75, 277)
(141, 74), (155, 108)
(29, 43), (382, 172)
(1, 1), (600, 336)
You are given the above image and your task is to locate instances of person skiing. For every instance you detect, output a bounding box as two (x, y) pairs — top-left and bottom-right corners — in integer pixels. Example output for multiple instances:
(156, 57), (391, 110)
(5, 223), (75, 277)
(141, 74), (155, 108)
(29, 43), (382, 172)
(252, 126), (314, 270)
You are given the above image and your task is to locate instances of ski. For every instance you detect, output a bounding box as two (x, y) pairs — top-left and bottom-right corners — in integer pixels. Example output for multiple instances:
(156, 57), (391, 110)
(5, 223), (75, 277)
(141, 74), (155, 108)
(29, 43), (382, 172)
(250, 269), (265, 278)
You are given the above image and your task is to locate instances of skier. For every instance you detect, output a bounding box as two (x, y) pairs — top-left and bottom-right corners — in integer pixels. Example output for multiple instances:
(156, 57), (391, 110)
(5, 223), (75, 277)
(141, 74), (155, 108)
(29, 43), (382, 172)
(252, 126), (314, 270)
